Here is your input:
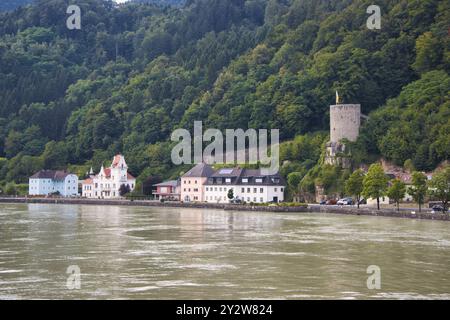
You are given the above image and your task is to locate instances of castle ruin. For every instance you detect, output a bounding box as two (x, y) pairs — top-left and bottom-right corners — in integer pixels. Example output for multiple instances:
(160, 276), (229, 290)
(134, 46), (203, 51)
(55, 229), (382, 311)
(325, 104), (361, 168)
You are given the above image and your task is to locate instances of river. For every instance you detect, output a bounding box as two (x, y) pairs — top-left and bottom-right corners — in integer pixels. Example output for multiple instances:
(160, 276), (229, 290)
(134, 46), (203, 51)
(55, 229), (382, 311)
(0, 203), (449, 299)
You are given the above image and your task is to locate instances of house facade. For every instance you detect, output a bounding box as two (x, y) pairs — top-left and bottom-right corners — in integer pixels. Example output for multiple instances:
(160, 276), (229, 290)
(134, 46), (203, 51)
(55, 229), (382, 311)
(180, 163), (214, 202)
(153, 180), (181, 201)
(204, 168), (285, 204)
(29, 170), (79, 197)
(81, 154), (136, 199)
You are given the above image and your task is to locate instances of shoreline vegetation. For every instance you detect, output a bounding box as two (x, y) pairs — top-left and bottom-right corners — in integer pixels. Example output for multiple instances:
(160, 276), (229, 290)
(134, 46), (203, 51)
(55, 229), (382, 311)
(0, 197), (448, 222)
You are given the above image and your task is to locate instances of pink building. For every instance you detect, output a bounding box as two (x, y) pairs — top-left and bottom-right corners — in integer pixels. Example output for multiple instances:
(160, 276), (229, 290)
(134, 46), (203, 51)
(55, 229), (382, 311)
(180, 163), (214, 202)
(153, 180), (180, 201)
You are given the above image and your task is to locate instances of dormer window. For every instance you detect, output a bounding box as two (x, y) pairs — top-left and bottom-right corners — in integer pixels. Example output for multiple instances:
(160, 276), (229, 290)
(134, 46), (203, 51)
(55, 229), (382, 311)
(242, 178), (248, 183)
(255, 178), (263, 183)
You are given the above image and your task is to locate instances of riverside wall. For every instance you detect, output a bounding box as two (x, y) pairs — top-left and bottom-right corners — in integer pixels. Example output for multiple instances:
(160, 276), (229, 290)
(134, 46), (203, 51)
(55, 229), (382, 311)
(0, 197), (448, 221)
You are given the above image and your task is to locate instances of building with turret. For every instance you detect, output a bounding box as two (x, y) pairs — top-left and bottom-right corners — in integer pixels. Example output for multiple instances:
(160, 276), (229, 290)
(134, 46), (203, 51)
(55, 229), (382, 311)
(81, 154), (136, 199)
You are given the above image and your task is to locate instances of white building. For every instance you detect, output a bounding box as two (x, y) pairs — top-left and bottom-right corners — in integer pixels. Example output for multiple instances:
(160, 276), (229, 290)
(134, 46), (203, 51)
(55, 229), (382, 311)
(204, 168), (285, 204)
(29, 170), (79, 197)
(82, 154), (136, 199)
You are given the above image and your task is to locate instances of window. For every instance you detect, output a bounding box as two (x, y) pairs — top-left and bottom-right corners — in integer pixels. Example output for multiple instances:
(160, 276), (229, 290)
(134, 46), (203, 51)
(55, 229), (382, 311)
(274, 188), (278, 192)
(206, 187), (209, 191)
(225, 178), (231, 183)
(241, 188), (245, 193)
(255, 178), (263, 183)
(214, 187), (217, 191)
(195, 180), (198, 184)
(253, 188), (257, 193)
(281, 188), (284, 192)
(260, 188), (263, 193)
(247, 188), (250, 193)
(242, 178), (248, 183)
(260, 198), (263, 202)
(253, 197), (256, 202)
(219, 187), (222, 192)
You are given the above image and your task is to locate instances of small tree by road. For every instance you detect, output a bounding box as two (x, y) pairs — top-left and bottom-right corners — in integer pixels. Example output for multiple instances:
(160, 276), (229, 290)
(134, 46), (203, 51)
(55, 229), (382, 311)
(387, 179), (406, 211)
(362, 164), (388, 210)
(227, 189), (234, 201)
(345, 169), (365, 209)
(428, 166), (449, 213)
(409, 171), (428, 212)
(119, 184), (131, 197)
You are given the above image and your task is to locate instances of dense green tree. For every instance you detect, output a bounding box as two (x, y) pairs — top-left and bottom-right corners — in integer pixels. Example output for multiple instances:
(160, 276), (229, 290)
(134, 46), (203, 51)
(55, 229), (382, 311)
(409, 171), (428, 213)
(428, 166), (450, 213)
(362, 164), (388, 210)
(387, 179), (407, 211)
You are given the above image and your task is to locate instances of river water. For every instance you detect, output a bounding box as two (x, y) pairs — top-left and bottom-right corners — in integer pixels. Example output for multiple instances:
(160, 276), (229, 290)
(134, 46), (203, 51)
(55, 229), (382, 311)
(0, 203), (449, 300)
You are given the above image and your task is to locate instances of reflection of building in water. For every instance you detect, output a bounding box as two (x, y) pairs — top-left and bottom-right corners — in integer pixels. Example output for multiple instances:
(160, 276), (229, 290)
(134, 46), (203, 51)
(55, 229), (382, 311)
(177, 208), (282, 233)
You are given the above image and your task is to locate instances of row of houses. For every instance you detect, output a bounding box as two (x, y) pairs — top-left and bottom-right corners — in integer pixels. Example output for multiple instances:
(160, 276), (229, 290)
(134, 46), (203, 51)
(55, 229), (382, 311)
(28, 155), (286, 204)
(154, 163), (285, 203)
(29, 154), (136, 198)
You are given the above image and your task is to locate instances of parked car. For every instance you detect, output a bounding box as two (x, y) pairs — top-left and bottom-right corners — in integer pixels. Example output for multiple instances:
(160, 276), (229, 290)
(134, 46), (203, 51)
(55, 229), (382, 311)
(230, 198), (243, 204)
(337, 197), (354, 205)
(319, 200), (327, 205)
(326, 199), (338, 205)
(432, 205), (445, 212)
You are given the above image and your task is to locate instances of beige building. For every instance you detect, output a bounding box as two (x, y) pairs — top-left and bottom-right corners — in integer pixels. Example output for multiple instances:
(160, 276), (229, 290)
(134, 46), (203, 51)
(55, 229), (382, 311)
(180, 163), (214, 202)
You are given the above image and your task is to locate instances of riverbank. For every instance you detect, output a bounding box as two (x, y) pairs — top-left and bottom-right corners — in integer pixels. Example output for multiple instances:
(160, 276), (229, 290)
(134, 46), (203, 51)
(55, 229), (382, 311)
(0, 197), (448, 221)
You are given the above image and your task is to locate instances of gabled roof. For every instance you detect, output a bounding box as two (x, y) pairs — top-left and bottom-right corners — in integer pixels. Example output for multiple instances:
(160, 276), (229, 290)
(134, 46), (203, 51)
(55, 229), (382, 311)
(183, 163), (214, 178)
(30, 170), (74, 181)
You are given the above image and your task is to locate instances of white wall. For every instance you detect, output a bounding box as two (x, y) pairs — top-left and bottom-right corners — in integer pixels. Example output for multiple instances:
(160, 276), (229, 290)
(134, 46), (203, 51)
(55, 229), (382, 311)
(204, 185), (285, 203)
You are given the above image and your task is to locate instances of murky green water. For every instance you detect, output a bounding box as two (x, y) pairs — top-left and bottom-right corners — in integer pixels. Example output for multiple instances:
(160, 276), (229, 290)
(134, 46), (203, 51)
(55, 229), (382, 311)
(0, 203), (449, 299)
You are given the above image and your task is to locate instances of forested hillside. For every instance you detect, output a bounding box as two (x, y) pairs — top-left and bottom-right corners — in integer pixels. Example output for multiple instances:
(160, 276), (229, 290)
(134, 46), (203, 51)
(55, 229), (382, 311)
(0, 0), (448, 192)
(0, 0), (34, 12)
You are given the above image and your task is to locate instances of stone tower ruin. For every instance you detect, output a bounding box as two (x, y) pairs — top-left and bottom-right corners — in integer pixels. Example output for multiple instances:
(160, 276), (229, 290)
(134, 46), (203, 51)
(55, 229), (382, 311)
(330, 104), (361, 143)
(325, 104), (361, 167)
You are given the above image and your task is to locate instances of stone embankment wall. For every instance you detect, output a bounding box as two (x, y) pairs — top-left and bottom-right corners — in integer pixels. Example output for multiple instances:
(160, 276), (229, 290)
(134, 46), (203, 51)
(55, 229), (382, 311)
(0, 197), (448, 221)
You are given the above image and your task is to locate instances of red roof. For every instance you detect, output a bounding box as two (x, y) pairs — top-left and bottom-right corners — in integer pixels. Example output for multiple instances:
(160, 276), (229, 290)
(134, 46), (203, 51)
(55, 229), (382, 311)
(83, 178), (93, 185)
(112, 155), (121, 168)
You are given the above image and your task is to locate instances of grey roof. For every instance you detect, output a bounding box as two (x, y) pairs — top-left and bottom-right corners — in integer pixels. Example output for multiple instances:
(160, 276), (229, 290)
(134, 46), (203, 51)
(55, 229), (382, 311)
(211, 167), (243, 178)
(154, 180), (179, 187)
(183, 163), (214, 178)
(30, 170), (74, 181)
(205, 168), (285, 186)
